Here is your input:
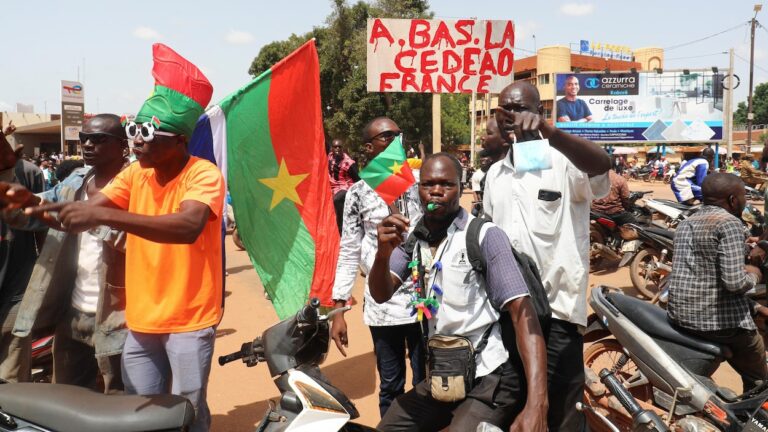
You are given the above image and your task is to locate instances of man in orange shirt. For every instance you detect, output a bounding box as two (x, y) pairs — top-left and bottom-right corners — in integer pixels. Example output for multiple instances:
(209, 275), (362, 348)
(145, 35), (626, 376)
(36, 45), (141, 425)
(24, 45), (223, 432)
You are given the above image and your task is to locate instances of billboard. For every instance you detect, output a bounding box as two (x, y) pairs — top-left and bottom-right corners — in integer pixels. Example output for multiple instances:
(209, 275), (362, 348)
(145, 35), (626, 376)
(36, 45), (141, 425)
(553, 71), (724, 142)
(60, 80), (84, 141)
(578, 40), (632, 61)
(366, 18), (514, 94)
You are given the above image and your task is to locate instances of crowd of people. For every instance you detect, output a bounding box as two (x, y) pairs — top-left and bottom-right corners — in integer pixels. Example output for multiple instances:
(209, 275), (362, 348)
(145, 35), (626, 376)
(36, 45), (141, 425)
(3, 70), (768, 431)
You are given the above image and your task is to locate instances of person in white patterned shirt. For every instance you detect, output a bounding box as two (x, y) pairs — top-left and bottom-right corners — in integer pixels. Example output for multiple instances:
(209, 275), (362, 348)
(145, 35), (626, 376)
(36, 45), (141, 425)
(330, 117), (425, 418)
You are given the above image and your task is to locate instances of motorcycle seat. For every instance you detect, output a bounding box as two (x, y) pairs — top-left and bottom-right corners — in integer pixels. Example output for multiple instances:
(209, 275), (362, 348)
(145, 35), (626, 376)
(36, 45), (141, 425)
(0, 383), (194, 432)
(645, 227), (675, 240)
(606, 292), (732, 359)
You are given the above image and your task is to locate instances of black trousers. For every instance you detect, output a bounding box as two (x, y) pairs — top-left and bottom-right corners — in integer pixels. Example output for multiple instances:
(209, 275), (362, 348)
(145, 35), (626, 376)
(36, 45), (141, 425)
(377, 360), (524, 431)
(545, 319), (585, 432)
(369, 323), (426, 418)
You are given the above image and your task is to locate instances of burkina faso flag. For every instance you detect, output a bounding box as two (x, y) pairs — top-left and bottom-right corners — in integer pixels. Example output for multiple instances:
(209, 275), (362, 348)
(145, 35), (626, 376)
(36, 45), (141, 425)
(189, 40), (338, 319)
(359, 135), (416, 205)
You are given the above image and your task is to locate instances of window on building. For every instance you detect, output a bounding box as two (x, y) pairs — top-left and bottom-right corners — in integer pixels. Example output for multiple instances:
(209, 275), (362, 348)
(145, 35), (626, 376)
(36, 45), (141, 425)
(538, 74), (550, 85)
(543, 108), (552, 119)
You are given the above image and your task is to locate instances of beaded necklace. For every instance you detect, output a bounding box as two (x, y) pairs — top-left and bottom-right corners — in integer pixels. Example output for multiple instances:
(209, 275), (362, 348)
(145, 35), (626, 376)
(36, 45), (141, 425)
(408, 234), (452, 321)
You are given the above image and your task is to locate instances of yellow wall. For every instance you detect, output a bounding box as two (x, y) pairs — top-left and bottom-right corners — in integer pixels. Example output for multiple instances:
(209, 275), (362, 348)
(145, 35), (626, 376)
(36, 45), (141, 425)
(536, 46), (572, 102)
(633, 47), (664, 71)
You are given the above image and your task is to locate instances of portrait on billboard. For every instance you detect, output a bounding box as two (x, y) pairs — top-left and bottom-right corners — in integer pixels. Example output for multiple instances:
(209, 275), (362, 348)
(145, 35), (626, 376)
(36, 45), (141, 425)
(553, 71), (725, 142)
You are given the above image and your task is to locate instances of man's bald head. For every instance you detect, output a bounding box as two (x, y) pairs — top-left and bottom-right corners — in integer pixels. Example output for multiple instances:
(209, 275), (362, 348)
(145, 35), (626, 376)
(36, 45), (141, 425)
(702, 173), (746, 216)
(498, 81), (542, 114)
(85, 113), (126, 139)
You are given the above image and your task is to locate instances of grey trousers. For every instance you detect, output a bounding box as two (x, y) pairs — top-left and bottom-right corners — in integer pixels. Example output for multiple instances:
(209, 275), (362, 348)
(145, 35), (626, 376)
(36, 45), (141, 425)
(121, 327), (216, 432)
(0, 302), (30, 383)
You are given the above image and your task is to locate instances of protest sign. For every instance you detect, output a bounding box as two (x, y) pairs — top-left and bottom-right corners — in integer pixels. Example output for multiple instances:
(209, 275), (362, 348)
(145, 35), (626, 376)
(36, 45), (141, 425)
(366, 18), (514, 94)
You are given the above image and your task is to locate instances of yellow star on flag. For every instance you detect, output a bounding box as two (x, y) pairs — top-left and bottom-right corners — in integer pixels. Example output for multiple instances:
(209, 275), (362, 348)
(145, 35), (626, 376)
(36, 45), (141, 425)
(259, 159), (309, 210)
(390, 160), (404, 175)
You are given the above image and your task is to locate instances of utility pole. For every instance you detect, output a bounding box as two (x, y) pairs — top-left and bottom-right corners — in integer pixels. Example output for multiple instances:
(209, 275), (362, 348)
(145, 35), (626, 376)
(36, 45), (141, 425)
(726, 48), (735, 157)
(470, 92), (477, 167)
(747, 4), (762, 147)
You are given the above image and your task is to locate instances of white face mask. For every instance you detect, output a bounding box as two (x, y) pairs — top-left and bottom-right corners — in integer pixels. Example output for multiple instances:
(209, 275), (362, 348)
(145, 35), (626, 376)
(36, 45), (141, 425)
(512, 132), (553, 173)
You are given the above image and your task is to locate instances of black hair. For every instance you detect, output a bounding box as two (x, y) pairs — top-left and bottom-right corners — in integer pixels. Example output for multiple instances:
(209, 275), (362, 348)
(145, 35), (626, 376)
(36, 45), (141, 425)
(362, 116), (393, 142)
(55, 159), (85, 182)
(90, 113), (128, 140)
(702, 172), (744, 203)
(422, 152), (464, 193)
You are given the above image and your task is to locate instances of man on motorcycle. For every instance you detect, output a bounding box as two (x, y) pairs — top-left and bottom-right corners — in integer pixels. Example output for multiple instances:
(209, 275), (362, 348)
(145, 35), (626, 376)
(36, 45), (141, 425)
(591, 169), (637, 226)
(370, 153), (547, 432)
(671, 147), (714, 204)
(667, 173), (768, 392)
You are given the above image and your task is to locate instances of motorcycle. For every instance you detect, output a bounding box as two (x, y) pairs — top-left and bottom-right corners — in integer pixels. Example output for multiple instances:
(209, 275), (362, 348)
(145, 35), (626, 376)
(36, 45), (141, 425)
(582, 285), (768, 432)
(644, 198), (700, 230)
(218, 298), (378, 431)
(0, 383), (194, 431)
(618, 223), (675, 300)
(745, 186), (765, 203)
(30, 335), (53, 383)
(590, 191), (654, 271)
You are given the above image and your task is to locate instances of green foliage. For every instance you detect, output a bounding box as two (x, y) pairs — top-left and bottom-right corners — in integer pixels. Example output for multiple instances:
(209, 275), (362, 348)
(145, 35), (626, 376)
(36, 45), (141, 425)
(441, 93), (470, 150)
(734, 81), (768, 126)
(248, 0), (473, 157)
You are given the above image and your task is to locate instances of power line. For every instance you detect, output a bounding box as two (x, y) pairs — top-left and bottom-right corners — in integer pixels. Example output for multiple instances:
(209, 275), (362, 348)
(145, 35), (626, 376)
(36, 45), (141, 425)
(733, 51), (768, 75)
(664, 21), (750, 51)
(665, 52), (729, 61)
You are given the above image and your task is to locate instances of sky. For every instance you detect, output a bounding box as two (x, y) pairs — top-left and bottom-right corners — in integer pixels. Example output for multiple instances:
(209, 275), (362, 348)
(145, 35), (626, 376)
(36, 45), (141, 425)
(2, 0), (766, 116)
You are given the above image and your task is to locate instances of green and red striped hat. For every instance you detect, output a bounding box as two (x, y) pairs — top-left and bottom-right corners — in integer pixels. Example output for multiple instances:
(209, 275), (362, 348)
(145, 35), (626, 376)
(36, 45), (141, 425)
(135, 43), (213, 137)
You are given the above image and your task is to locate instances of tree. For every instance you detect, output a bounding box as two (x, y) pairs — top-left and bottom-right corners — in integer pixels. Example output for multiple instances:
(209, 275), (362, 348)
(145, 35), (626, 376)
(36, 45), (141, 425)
(248, 0), (473, 157)
(734, 81), (768, 126)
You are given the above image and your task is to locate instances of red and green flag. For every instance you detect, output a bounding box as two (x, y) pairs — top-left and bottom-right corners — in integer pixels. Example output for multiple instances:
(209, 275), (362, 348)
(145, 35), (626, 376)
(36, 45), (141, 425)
(359, 136), (416, 204)
(189, 40), (338, 319)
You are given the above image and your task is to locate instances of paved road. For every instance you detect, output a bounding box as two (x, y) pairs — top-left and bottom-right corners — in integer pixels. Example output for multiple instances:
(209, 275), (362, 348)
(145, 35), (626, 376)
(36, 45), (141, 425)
(209, 178), (743, 430)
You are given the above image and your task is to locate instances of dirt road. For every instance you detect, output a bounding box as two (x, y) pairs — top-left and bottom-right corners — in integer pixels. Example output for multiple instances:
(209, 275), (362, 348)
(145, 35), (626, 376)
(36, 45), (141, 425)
(208, 177), (742, 430)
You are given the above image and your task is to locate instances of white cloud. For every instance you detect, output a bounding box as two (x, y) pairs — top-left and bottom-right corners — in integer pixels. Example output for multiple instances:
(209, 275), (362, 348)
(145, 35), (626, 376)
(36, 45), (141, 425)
(0, 101), (12, 112)
(515, 21), (539, 43)
(560, 3), (595, 16)
(133, 26), (161, 40)
(226, 30), (254, 45)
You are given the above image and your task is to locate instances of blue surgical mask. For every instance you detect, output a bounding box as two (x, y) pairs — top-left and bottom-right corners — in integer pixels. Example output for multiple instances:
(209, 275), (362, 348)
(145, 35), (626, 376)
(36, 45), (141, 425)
(513, 134), (553, 173)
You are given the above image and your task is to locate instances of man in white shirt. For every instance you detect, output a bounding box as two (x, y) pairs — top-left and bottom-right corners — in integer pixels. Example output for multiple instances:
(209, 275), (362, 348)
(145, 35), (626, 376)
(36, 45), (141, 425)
(484, 81), (611, 431)
(371, 153), (547, 431)
(330, 117), (424, 418)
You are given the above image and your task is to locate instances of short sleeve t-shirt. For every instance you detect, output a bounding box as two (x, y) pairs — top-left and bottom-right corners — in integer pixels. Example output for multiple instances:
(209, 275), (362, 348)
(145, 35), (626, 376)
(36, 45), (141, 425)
(100, 157), (225, 333)
(556, 98), (592, 122)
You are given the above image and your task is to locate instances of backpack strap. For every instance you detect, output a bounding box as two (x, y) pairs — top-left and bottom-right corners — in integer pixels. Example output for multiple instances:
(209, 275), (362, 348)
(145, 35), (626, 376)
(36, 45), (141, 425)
(466, 217), (490, 275)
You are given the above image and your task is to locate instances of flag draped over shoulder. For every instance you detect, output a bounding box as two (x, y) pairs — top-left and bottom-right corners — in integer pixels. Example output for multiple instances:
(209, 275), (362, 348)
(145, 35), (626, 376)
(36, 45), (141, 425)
(189, 40), (339, 319)
(359, 135), (416, 204)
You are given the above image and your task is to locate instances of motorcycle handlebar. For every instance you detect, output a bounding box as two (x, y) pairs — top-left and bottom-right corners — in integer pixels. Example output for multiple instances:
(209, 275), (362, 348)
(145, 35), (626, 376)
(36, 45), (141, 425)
(296, 298), (321, 326)
(599, 368), (642, 416)
(218, 350), (244, 366)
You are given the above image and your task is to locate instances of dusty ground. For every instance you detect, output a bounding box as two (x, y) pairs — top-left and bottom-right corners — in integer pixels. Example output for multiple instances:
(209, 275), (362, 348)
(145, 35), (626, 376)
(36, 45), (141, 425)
(208, 177), (742, 431)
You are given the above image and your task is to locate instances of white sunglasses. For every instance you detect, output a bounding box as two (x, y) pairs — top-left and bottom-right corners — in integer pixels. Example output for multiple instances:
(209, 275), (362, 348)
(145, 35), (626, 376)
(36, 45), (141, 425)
(124, 121), (177, 142)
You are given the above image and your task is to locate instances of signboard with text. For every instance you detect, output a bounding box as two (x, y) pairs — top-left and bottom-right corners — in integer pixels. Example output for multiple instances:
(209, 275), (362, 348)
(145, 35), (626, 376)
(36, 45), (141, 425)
(554, 71), (724, 143)
(60, 80), (84, 141)
(579, 39), (632, 61)
(366, 18), (515, 93)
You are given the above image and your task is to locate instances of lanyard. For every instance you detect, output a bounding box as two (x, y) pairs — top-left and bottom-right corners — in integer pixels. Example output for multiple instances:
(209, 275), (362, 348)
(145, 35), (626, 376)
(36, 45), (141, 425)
(409, 233), (453, 321)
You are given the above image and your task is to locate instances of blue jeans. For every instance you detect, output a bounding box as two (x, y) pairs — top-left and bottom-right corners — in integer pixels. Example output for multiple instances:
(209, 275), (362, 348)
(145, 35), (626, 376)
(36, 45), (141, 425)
(369, 322), (426, 418)
(121, 327), (215, 432)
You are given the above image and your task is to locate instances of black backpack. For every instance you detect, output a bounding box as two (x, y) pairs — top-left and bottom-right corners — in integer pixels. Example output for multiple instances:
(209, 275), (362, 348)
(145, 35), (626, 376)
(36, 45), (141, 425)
(465, 217), (552, 346)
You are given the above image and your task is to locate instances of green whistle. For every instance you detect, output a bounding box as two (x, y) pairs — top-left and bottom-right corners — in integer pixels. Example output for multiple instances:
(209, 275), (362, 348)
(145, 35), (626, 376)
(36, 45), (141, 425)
(427, 203), (437, 212)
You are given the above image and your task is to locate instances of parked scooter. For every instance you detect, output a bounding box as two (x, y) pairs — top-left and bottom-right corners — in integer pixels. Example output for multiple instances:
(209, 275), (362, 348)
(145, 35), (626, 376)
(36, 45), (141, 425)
(582, 285), (768, 432)
(218, 299), (377, 431)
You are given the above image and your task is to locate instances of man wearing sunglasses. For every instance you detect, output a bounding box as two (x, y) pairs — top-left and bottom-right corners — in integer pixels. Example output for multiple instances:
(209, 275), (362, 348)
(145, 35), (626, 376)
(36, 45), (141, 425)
(20, 50), (220, 431)
(1, 114), (129, 392)
(331, 117), (425, 418)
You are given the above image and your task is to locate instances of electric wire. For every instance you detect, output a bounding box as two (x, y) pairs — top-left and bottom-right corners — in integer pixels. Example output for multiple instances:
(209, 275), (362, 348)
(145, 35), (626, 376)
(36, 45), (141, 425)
(663, 21), (750, 51)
